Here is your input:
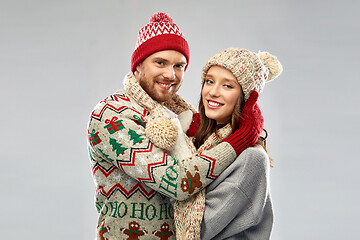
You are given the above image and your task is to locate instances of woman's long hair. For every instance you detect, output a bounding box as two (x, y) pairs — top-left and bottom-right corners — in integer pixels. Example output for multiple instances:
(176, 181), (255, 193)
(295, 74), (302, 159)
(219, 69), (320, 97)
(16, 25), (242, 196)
(193, 84), (273, 166)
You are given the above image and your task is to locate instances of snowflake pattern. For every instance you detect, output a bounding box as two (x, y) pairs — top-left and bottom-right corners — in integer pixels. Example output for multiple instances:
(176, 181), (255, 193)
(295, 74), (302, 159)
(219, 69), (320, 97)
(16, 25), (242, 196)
(137, 128), (144, 135)
(117, 132), (125, 140)
(137, 168), (144, 174)
(139, 156), (147, 164)
(125, 177), (133, 187)
(105, 179), (112, 187)
(96, 174), (103, 183)
(113, 172), (122, 182)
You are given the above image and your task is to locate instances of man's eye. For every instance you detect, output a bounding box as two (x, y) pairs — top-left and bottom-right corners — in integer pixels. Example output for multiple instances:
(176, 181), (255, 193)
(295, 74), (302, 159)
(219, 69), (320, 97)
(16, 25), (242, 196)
(156, 61), (164, 65)
(175, 64), (185, 69)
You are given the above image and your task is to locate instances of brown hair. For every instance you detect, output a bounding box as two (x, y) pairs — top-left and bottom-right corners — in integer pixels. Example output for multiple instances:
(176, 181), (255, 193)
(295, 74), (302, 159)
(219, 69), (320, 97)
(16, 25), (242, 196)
(194, 83), (273, 167)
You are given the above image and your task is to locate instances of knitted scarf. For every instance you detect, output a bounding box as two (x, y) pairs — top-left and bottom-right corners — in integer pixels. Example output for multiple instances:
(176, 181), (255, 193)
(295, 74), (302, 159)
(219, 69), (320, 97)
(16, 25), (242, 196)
(124, 72), (196, 117)
(124, 72), (233, 239)
(172, 125), (232, 240)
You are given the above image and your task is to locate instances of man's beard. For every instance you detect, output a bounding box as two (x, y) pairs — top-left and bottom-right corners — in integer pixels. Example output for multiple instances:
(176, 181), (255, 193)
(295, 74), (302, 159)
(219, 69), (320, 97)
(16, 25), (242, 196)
(138, 74), (175, 103)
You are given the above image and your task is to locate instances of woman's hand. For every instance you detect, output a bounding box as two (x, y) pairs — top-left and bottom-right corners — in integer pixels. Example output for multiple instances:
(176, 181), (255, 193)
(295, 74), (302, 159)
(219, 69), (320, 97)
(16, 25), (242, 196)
(222, 91), (264, 155)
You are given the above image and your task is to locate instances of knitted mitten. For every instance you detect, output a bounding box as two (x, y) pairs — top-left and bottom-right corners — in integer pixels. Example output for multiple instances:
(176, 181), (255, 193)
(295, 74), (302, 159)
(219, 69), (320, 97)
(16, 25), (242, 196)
(222, 91), (264, 155)
(163, 93), (199, 137)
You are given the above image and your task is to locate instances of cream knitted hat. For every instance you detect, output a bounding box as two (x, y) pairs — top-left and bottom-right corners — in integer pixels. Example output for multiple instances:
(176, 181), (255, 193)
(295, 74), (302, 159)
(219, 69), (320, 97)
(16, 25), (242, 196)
(201, 48), (283, 101)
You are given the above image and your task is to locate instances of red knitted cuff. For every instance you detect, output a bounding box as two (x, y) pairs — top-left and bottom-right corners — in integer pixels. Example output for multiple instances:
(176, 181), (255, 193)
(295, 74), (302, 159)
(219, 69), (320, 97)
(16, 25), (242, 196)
(186, 113), (200, 137)
(222, 126), (258, 155)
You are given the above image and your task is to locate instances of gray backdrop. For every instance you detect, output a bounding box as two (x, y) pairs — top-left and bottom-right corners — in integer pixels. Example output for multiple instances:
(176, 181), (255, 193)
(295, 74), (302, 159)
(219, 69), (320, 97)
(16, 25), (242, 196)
(1, 0), (359, 239)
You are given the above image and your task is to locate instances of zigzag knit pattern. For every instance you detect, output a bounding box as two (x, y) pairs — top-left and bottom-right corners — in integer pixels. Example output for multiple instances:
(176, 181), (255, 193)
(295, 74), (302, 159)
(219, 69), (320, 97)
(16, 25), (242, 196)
(136, 23), (183, 48)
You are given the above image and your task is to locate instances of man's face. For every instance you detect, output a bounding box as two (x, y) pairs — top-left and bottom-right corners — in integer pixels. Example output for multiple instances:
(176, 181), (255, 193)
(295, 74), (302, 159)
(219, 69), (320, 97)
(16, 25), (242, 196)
(135, 50), (187, 103)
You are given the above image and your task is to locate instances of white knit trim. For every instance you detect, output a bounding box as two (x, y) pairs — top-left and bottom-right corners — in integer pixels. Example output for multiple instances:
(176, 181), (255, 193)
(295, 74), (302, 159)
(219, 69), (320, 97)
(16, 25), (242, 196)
(177, 110), (193, 133)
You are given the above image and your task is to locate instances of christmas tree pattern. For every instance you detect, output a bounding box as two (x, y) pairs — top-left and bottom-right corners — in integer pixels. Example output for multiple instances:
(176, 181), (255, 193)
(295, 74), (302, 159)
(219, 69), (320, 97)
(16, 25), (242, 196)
(89, 129), (102, 146)
(128, 129), (144, 145)
(109, 138), (127, 156)
(104, 116), (124, 134)
(97, 147), (114, 162)
(131, 114), (146, 127)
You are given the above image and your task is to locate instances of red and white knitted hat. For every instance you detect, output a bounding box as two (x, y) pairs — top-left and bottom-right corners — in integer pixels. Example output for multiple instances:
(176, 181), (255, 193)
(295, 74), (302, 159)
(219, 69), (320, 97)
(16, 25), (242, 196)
(131, 12), (190, 72)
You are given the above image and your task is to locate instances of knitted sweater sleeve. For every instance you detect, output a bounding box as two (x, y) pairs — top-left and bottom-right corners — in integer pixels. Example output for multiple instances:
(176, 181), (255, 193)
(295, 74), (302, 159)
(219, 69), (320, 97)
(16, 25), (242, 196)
(200, 146), (273, 240)
(87, 93), (237, 201)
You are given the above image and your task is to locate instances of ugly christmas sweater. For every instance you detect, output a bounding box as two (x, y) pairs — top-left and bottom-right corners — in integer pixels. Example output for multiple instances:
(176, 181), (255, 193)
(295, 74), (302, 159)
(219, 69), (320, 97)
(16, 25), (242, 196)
(87, 72), (237, 240)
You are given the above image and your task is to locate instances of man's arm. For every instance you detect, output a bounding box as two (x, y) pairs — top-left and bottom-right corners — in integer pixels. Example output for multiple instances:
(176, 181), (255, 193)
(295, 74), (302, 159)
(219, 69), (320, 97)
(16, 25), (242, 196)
(88, 93), (237, 201)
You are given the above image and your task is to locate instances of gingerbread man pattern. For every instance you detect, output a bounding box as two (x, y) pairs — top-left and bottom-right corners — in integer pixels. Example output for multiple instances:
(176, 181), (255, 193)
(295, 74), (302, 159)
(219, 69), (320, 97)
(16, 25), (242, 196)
(181, 165), (203, 194)
(120, 221), (147, 240)
(152, 222), (174, 240)
(97, 219), (110, 240)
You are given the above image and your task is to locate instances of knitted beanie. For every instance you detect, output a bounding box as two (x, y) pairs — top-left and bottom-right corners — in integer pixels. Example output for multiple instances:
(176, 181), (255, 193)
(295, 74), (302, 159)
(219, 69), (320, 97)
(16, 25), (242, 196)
(131, 12), (190, 72)
(201, 48), (283, 101)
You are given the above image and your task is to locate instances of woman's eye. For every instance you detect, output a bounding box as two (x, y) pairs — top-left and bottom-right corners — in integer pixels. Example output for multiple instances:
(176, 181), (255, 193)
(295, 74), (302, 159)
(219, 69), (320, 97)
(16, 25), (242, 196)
(224, 84), (233, 89)
(156, 61), (164, 65)
(205, 79), (214, 84)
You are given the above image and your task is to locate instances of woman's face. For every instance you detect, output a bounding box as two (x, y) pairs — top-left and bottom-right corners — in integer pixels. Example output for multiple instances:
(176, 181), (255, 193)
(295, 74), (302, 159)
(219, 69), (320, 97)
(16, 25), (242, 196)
(202, 66), (242, 124)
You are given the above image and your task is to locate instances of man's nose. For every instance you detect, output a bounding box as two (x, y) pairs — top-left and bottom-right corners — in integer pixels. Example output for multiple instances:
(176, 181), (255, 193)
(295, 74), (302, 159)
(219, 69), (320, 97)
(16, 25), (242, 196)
(163, 66), (175, 80)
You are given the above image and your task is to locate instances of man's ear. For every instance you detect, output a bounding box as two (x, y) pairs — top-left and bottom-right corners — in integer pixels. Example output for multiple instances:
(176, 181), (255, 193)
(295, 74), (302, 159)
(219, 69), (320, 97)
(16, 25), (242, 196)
(134, 64), (142, 80)
(136, 63), (142, 72)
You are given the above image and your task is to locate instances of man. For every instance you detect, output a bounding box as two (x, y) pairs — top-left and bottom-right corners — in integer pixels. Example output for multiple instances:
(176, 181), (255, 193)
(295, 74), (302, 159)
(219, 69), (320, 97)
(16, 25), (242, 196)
(87, 12), (262, 239)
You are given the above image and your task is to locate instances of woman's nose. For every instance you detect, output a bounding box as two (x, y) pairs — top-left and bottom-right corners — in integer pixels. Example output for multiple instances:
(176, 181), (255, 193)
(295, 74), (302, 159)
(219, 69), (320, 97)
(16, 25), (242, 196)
(209, 85), (220, 97)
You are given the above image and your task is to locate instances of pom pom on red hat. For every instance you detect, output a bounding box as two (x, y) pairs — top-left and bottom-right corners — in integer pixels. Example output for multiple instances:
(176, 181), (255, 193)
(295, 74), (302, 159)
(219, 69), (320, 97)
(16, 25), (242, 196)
(150, 12), (173, 23)
(131, 12), (189, 72)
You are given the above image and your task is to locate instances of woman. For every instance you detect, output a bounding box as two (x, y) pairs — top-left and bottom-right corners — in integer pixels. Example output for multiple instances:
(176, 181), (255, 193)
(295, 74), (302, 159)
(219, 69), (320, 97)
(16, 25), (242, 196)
(162, 48), (282, 240)
(145, 48), (282, 239)
(196, 48), (282, 240)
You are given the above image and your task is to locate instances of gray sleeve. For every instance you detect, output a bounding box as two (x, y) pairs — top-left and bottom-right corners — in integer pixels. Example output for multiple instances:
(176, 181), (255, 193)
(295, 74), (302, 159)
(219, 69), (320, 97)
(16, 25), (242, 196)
(201, 146), (273, 240)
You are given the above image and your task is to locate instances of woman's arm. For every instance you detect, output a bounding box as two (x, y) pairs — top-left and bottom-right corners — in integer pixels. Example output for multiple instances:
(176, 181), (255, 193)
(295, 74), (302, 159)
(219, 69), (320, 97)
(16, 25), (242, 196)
(201, 146), (273, 240)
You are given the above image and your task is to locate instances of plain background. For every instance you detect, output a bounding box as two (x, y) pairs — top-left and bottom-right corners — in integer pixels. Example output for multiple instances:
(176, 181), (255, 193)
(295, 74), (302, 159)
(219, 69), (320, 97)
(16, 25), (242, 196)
(1, 0), (359, 239)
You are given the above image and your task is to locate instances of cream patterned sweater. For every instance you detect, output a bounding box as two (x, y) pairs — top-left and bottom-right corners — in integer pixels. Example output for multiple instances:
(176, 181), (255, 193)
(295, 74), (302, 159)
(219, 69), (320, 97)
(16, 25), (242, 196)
(87, 72), (237, 239)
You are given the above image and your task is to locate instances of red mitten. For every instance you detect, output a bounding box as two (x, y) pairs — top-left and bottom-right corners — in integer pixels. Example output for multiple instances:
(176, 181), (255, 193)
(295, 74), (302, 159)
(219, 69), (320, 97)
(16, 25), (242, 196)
(222, 91), (264, 155)
(186, 113), (200, 137)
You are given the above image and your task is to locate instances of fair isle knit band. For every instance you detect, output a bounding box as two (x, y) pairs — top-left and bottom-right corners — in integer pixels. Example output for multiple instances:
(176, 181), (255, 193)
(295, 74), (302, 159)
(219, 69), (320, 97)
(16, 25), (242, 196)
(131, 12), (189, 72)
